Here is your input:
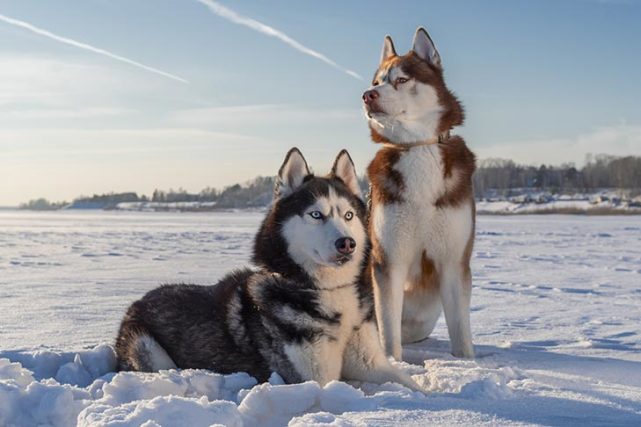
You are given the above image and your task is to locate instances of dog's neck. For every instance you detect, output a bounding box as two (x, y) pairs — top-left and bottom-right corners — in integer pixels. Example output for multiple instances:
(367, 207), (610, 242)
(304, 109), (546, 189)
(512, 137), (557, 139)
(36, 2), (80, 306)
(371, 127), (451, 150)
(300, 254), (363, 290)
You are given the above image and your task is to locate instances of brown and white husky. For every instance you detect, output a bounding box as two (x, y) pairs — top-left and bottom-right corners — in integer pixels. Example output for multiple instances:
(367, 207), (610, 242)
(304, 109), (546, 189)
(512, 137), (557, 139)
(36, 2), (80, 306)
(362, 27), (476, 359)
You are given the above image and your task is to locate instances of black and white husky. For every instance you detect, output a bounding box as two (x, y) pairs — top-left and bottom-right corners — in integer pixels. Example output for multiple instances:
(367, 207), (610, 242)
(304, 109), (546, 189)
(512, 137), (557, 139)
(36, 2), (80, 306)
(115, 148), (421, 391)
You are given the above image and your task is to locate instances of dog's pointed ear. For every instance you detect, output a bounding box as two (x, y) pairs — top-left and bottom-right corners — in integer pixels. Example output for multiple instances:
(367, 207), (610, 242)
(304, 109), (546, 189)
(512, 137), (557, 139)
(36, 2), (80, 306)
(275, 147), (311, 200)
(412, 27), (441, 68)
(331, 149), (361, 199)
(380, 35), (397, 64)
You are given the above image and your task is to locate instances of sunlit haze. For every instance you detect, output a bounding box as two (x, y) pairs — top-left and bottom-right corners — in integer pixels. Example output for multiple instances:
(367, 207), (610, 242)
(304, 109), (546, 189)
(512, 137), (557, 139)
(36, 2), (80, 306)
(1, 0), (640, 206)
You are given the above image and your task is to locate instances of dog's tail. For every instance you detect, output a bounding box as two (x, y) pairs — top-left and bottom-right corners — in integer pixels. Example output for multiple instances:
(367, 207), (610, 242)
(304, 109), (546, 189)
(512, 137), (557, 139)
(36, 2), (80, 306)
(114, 303), (176, 372)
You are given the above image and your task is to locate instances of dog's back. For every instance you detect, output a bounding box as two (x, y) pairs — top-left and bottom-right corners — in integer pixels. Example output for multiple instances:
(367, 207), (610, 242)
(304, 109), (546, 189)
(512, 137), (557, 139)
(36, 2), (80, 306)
(115, 269), (272, 378)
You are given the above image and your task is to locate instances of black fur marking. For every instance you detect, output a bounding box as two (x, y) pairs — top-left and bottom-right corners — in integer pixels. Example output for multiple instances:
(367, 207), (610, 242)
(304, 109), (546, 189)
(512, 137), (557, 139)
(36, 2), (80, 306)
(259, 280), (342, 326)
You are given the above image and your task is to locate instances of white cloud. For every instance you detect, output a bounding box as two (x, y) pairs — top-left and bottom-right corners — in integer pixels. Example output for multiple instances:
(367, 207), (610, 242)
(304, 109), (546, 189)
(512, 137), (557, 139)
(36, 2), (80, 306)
(169, 104), (361, 126)
(196, 0), (363, 81)
(0, 55), (189, 124)
(0, 12), (187, 83)
(0, 107), (137, 120)
(0, 56), (145, 105)
(0, 127), (258, 155)
(475, 123), (641, 166)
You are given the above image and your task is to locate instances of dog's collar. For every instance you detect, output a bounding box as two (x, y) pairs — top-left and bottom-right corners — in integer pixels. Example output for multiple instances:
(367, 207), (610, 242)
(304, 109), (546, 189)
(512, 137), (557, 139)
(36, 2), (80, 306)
(382, 131), (450, 149)
(316, 281), (356, 291)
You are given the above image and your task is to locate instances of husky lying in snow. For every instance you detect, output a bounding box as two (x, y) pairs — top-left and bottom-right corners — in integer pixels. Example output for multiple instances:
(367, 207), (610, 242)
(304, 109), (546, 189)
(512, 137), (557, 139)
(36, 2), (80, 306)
(115, 148), (422, 391)
(363, 28), (477, 360)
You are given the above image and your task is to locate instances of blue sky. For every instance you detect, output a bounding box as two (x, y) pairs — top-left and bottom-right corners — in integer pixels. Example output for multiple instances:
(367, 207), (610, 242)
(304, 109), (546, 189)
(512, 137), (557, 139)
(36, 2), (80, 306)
(0, 0), (640, 205)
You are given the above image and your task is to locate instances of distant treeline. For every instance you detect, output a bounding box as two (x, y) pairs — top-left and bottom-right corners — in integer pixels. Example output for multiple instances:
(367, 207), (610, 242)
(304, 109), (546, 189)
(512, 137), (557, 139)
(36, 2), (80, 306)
(149, 176), (274, 208)
(474, 154), (641, 196)
(20, 177), (278, 210)
(19, 154), (641, 210)
(18, 198), (69, 211)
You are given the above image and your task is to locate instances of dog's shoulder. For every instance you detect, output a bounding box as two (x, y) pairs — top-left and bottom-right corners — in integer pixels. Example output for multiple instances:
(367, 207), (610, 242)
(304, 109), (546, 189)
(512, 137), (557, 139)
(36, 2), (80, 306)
(438, 136), (476, 179)
(367, 147), (406, 205)
(435, 136), (476, 208)
(247, 272), (342, 325)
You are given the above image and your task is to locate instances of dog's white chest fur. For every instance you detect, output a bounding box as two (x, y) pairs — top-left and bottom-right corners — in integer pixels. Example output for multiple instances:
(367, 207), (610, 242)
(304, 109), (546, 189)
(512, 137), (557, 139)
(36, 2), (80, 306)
(283, 284), (364, 385)
(372, 145), (473, 265)
(320, 285), (362, 341)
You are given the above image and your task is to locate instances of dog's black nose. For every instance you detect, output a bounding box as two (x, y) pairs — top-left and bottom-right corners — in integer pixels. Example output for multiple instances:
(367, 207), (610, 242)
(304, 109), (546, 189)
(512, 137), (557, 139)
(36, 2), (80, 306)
(335, 237), (356, 255)
(362, 89), (379, 104)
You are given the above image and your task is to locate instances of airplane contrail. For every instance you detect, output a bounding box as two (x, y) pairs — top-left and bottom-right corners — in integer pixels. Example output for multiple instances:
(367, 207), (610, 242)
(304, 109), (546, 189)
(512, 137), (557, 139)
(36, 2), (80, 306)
(0, 13), (188, 84)
(196, 0), (363, 81)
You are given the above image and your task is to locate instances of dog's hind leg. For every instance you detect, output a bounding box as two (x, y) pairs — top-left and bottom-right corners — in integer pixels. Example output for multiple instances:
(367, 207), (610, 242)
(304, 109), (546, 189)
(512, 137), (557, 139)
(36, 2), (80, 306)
(401, 251), (442, 344)
(439, 263), (474, 358)
(402, 284), (442, 344)
(115, 319), (176, 372)
(133, 334), (176, 371)
(342, 321), (424, 393)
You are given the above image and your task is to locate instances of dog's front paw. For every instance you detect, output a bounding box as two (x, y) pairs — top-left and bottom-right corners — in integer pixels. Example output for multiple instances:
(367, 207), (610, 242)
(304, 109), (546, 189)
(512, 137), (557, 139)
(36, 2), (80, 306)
(451, 345), (475, 358)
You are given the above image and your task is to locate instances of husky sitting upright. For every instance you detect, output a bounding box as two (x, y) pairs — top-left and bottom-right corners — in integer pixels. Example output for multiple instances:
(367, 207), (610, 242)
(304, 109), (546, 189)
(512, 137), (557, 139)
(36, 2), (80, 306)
(115, 148), (421, 391)
(363, 28), (476, 360)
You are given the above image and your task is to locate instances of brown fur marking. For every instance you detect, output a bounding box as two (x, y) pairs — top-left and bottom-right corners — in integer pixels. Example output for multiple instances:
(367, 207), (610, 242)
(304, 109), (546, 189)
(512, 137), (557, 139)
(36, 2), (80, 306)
(367, 147), (405, 205)
(419, 251), (439, 291)
(369, 232), (387, 272)
(367, 153), (403, 283)
(461, 201), (476, 284)
(435, 136), (476, 208)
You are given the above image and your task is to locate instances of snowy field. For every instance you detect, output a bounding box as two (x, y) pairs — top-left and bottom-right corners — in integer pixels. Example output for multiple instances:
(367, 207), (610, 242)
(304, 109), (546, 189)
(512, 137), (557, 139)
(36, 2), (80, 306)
(1, 210), (641, 426)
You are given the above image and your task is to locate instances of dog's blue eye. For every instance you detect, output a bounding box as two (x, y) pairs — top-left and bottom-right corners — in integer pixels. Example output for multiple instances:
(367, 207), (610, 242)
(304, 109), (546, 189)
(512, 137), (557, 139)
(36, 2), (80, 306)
(396, 77), (408, 84)
(309, 211), (323, 220)
(344, 211), (354, 221)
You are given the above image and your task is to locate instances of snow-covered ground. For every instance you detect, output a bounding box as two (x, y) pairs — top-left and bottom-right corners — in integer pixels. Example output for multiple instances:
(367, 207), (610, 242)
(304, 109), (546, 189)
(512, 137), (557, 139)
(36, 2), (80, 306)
(1, 210), (640, 426)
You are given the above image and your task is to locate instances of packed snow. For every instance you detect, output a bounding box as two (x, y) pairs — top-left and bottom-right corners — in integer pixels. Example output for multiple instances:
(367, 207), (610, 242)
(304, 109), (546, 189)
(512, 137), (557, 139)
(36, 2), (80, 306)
(1, 210), (640, 426)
